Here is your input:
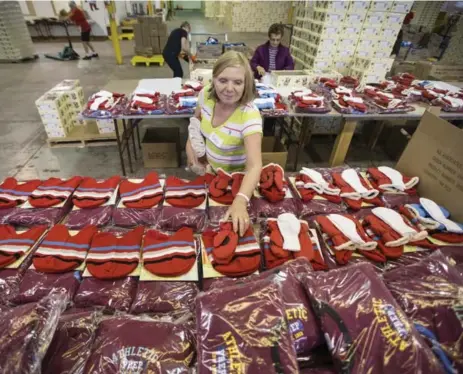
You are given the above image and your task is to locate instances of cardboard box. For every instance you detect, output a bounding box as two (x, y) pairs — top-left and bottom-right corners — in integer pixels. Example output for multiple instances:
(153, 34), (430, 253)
(157, 23), (168, 36)
(159, 36), (168, 50)
(150, 37), (160, 54)
(397, 110), (463, 222)
(134, 23), (143, 48)
(196, 43), (223, 60)
(270, 70), (312, 88)
(261, 137), (288, 168)
(142, 128), (179, 168)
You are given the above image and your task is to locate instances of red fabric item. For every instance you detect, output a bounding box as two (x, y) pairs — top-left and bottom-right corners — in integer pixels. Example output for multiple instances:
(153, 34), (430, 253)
(208, 169), (233, 205)
(259, 163), (286, 202)
(431, 232), (463, 244)
(0, 178), (42, 209)
(32, 225), (98, 273)
(85, 227), (144, 279)
(119, 172), (163, 209)
(367, 167), (418, 194)
(29, 177), (82, 208)
(202, 226), (261, 277)
(69, 7), (91, 32)
(294, 174), (342, 203)
(315, 215), (385, 265)
(165, 176), (206, 208)
(332, 171), (383, 210)
(72, 176), (120, 209)
(263, 219), (320, 270)
(363, 215), (406, 259)
(0, 225), (47, 268)
(212, 222), (239, 264)
(142, 227), (196, 277)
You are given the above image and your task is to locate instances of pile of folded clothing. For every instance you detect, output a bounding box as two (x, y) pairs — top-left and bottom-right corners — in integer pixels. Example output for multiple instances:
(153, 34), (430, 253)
(166, 88), (198, 114)
(331, 86), (370, 113)
(82, 90), (126, 118)
(362, 85), (414, 113)
(289, 88), (331, 113)
(127, 91), (166, 115)
(254, 83), (288, 115)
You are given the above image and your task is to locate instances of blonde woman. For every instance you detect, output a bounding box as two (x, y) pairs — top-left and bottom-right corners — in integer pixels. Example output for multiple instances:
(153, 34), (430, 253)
(187, 51), (263, 236)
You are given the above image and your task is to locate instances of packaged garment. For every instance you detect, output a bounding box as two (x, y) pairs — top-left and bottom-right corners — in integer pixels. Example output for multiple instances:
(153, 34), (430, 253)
(331, 85), (373, 114)
(367, 166), (419, 195)
(361, 85), (415, 114)
(332, 168), (384, 210)
(83, 316), (195, 373)
(440, 246), (463, 277)
(289, 89), (332, 113)
(433, 95), (463, 112)
(0, 292), (67, 374)
(196, 278), (299, 374)
(0, 207), (15, 224)
(363, 207), (432, 259)
(159, 176), (207, 232)
(0, 268), (21, 305)
(73, 276), (137, 313)
(7, 199), (73, 227)
(82, 91), (127, 118)
(166, 89), (198, 115)
(262, 215), (327, 271)
(112, 174), (164, 227)
(301, 262), (445, 374)
(201, 223), (261, 277)
(315, 214), (386, 265)
(66, 206), (114, 229)
(42, 311), (100, 374)
(209, 258), (324, 358)
(384, 251), (463, 373)
(32, 225), (98, 273)
(130, 281), (198, 315)
(288, 169), (345, 219)
(126, 92), (167, 115)
(0, 224), (47, 269)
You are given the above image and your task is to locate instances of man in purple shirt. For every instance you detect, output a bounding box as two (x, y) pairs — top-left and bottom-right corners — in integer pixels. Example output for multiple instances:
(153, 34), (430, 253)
(250, 23), (295, 79)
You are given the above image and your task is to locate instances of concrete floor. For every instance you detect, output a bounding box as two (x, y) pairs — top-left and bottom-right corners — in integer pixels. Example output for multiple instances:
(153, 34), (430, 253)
(0, 10), (394, 181)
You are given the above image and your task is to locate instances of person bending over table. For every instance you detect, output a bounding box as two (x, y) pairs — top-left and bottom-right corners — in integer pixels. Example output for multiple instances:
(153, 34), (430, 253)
(163, 21), (191, 78)
(250, 23), (294, 135)
(60, 1), (98, 60)
(186, 51), (263, 236)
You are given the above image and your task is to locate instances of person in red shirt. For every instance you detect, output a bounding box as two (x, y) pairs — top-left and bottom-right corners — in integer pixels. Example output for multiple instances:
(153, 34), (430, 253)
(64, 1), (98, 60)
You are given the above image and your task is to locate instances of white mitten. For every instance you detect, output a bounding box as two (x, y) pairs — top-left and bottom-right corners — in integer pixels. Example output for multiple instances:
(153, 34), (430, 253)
(301, 168), (340, 195)
(420, 198), (463, 233)
(327, 214), (377, 251)
(377, 166), (413, 191)
(341, 169), (379, 199)
(188, 117), (206, 158)
(277, 213), (301, 251)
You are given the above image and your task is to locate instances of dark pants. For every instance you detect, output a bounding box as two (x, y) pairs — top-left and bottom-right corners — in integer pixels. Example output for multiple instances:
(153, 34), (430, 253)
(163, 53), (183, 78)
(263, 117), (276, 136)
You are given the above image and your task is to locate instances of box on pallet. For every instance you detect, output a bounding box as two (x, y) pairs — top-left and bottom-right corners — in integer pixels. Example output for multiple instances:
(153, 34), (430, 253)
(309, 21), (342, 36)
(364, 11), (387, 27)
(35, 91), (69, 113)
(134, 16), (168, 56)
(96, 119), (115, 134)
(353, 56), (394, 73)
(384, 13), (406, 28)
(196, 43), (222, 60)
(333, 59), (352, 75)
(313, 10), (345, 23)
(390, 1), (413, 13)
(344, 12), (367, 25)
(348, 1), (370, 12)
(340, 24), (362, 38)
(369, 1), (392, 12)
(190, 68), (213, 85)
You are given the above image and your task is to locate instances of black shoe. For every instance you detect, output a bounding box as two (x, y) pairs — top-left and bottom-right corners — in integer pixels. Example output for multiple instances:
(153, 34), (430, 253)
(91, 53), (99, 58)
(83, 55), (92, 60)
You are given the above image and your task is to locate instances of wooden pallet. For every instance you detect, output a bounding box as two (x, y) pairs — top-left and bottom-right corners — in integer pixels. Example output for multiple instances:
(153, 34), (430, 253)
(131, 55), (164, 67)
(0, 54), (39, 63)
(119, 33), (134, 40)
(47, 121), (117, 149)
(121, 18), (138, 26)
(121, 26), (134, 33)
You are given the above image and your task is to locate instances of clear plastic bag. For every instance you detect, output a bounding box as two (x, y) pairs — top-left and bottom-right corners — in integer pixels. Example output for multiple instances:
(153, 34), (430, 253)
(12, 270), (81, 305)
(124, 94), (167, 115)
(196, 278), (299, 373)
(82, 316), (196, 373)
(208, 205), (257, 226)
(252, 196), (299, 220)
(7, 204), (72, 227)
(82, 94), (127, 119)
(439, 246), (463, 277)
(0, 269), (21, 305)
(159, 206), (207, 232)
(301, 262), (445, 374)
(0, 292), (67, 374)
(130, 281), (199, 316)
(300, 367), (337, 374)
(383, 251), (463, 373)
(42, 310), (100, 374)
(73, 276), (137, 313)
(65, 206), (114, 230)
(0, 207), (16, 224)
(381, 193), (420, 209)
(112, 206), (162, 227)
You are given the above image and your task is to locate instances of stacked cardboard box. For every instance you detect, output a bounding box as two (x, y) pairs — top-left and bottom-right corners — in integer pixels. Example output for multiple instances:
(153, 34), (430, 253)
(410, 1), (444, 28)
(0, 1), (35, 61)
(36, 80), (87, 138)
(96, 119), (115, 134)
(439, 17), (463, 65)
(134, 15), (168, 56)
(228, 1), (291, 32)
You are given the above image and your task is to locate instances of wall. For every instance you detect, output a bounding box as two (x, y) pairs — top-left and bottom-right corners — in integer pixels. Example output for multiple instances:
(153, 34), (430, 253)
(231, 1), (290, 32)
(174, 1), (201, 9)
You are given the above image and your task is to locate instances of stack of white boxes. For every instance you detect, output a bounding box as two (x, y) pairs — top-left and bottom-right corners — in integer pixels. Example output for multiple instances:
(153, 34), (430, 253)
(410, 1), (443, 29)
(290, 1), (413, 83)
(36, 80), (85, 139)
(439, 17), (463, 65)
(0, 1), (35, 61)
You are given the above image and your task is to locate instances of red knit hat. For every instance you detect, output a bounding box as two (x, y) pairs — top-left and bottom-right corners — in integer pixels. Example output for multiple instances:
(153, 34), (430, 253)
(259, 164), (286, 203)
(367, 167), (418, 195)
(0, 178), (42, 209)
(33, 224), (98, 273)
(202, 226), (261, 277)
(72, 176), (121, 209)
(0, 225), (47, 268)
(208, 169), (233, 205)
(212, 222), (238, 264)
(29, 176), (82, 208)
(165, 176), (206, 208)
(142, 227), (196, 277)
(119, 172), (163, 209)
(85, 226), (144, 279)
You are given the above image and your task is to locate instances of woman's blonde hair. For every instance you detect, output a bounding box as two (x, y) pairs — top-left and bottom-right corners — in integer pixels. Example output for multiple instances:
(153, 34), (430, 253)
(209, 50), (256, 106)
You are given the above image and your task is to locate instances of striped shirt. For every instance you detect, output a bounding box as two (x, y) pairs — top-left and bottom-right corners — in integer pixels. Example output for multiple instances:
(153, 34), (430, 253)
(199, 86), (263, 172)
(269, 46), (278, 71)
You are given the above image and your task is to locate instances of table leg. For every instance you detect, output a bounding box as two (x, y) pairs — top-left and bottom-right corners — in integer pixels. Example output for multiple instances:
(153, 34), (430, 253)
(294, 117), (309, 171)
(130, 119), (137, 160)
(367, 121), (385, 150)
(136, 121), (141, 150)
(329, 119), (357, 167)
(122, 119), (133, 173)
(113, 119), (126, 176)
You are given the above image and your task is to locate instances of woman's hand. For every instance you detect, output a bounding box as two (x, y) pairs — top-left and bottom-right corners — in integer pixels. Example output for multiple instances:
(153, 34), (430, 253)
(223, 196), (249, 237)
(257, 66), (266, 77)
